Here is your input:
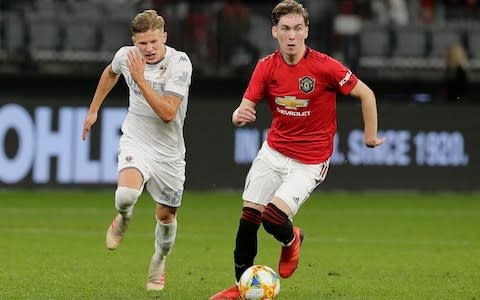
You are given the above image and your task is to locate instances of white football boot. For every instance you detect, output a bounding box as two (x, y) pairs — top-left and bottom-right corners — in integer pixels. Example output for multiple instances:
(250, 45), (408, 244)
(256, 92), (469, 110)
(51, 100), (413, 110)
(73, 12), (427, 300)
(105, 214), (129, 250)
(146, 254), (166, 291)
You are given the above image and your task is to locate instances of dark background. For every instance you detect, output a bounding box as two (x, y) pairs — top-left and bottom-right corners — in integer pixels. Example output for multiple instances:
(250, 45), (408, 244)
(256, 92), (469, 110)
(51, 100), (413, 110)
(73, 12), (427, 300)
(1, 75), (478, 191)
(1, 1), (479, 191)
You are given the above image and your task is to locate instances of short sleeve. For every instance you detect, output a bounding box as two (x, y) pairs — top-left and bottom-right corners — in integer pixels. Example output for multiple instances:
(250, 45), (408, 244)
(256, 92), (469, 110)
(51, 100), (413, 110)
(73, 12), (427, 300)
(243, 60), (267, 103)
(164, 52), (193, 100)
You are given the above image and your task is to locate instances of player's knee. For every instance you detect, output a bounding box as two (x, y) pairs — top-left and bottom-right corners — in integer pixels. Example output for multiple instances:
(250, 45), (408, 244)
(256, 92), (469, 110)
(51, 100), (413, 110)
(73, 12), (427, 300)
(156, 213), (176, 225)
(156, 205), (177, 224)
(261, 203), (292, 243)
(115, 187), (141, 213)
(241, 207), (262, 225)
(261, 203), (287, 232)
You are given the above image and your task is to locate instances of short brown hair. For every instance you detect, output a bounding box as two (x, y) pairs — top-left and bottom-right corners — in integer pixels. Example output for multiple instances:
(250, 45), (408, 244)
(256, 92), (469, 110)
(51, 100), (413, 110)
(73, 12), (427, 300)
(271, 0), (309, 26)
(131, 9), (165, 35)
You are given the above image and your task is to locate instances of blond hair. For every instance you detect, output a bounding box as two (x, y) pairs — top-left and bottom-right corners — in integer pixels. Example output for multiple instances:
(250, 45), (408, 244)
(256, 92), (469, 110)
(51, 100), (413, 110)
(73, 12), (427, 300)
(130, 9), (165, 35)
(271, 0), (309, 26)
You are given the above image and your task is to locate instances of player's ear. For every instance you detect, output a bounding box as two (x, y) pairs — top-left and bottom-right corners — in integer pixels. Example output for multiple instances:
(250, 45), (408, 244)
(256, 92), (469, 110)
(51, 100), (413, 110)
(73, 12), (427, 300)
(272, 26), (277, 39)
(163, 31), (168, 43)
(131, 36), (135, 44)
(304, 26), (309, 39)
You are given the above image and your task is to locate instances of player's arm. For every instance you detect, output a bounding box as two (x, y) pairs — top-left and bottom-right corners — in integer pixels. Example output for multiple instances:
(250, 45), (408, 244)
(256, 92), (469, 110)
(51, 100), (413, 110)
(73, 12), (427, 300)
(82, 64), (120, 141)
(135, 76), (181, 123)
(349, 79), (385, 148)
(137, 81), (181, 123)
(127, 50), (180, 123)
(232, 98), (257, 127)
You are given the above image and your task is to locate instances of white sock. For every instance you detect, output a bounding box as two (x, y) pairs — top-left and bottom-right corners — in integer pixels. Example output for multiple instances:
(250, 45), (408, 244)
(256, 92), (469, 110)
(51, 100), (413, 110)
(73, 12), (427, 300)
(154, 217), (177, 258)
(120, 210), (133, 221)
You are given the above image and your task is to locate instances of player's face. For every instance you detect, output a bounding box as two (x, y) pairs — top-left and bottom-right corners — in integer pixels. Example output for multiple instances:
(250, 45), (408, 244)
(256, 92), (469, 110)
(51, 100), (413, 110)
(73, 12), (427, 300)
(272, 13), (308, 59)
(132, 29), (167, 64)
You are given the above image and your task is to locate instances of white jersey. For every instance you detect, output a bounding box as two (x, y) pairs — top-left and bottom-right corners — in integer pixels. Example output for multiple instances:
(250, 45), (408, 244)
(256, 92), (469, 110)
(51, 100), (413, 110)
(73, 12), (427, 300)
(111, 45), (192, 162)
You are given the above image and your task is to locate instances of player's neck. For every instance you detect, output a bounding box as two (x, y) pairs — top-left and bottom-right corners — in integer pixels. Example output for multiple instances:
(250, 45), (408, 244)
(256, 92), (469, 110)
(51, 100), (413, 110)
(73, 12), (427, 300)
(147, 45), (167, 65)
(281, 46), (306, 65)
(158, 45), (167, 61)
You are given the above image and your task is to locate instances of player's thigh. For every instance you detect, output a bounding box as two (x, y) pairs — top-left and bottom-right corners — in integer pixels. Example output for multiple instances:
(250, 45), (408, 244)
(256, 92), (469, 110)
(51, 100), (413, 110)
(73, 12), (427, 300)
(275, 160), (329, 217)
(117, 138), (151, 190)
(242, 155), (283, 207)
(118, 168), (144, 189)
(146, 160), (185, 208)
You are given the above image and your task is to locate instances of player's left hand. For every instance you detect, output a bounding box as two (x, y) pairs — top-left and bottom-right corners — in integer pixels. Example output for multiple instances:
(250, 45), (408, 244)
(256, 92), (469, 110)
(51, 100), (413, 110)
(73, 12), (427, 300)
(365, 137), (386, 148)
(127, 49), (146, 83)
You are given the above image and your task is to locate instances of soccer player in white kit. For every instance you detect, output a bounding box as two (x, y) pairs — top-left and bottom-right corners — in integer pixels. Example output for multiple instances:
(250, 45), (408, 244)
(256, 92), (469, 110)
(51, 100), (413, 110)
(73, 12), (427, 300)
(82, 10), (192, 291)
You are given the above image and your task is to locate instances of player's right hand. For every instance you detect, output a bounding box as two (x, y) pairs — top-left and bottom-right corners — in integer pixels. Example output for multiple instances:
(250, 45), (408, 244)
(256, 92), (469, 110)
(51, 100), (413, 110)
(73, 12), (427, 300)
(82, 112), (98, 141)
(233, 106), (256, 127)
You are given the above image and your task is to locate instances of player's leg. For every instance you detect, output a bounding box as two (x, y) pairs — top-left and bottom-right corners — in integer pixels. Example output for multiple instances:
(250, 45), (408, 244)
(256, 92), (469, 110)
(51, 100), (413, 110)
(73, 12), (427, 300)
(106, 167), (144, 250)
(145, 160), (184, 291)
(210, 201), (264, 300)
(211, 142), (281, 299)
(234, 148), (282, 281)
(146, 204), (177, 291)
(234, 201), (264, 281)
(266, 159), (329, 278)
(262, 197), (303, 279)
(116, 168), (144, 218)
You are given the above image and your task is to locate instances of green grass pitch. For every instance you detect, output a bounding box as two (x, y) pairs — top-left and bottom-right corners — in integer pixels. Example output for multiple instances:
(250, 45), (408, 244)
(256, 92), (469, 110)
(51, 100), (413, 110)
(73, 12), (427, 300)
(1, 190), (479, 299)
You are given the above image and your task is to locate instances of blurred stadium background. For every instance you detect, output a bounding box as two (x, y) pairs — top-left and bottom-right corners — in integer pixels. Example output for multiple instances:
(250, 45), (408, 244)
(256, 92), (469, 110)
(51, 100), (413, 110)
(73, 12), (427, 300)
(1, 3), (479, 299)
(0, 0), (478, 191)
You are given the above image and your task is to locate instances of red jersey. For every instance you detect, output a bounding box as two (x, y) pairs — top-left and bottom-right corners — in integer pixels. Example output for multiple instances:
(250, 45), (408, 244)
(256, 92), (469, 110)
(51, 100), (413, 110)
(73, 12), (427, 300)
(243, 48), (358, 164)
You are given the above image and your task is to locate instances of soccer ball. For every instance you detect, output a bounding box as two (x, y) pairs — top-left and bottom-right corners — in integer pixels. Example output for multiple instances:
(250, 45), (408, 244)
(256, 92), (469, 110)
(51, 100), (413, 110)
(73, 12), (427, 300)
(239, 265), (280, 300)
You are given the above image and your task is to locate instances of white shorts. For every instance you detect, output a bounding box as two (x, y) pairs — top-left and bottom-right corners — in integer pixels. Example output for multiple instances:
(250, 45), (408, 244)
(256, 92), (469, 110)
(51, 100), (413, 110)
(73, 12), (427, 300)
(242, 141), (329, 217)
(118, 135), (185, 208)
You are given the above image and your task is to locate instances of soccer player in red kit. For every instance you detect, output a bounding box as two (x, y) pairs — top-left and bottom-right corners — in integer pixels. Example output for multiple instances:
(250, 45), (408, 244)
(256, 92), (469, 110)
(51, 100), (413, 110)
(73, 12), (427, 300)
(210, 1), (385, 299)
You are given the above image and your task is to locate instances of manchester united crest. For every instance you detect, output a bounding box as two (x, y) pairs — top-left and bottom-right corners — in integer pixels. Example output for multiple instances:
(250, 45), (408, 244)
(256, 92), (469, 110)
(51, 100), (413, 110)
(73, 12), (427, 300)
(299, 76), (315, 94)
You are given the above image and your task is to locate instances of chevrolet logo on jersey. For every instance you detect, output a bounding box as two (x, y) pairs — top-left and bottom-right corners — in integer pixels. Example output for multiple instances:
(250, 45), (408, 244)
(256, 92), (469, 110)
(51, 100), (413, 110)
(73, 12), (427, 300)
(275, 96), (309, 110)
(299, 76), (315, 93)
